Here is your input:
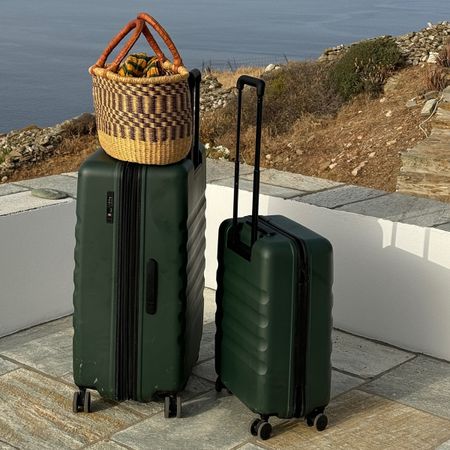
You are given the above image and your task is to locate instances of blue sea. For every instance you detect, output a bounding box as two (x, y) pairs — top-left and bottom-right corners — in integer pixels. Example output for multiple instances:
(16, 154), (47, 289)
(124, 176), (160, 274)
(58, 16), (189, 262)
(0, 0), (448, 132)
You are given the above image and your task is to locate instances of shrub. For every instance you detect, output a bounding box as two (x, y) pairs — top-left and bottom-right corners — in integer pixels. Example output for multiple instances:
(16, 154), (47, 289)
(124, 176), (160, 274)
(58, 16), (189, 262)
(329, 37), (405, 100)
(201, 61), (344, 154)
(241, 61), (344, 136)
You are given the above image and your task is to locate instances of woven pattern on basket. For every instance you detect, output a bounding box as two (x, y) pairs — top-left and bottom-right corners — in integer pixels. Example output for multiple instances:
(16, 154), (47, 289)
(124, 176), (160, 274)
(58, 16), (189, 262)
(93, 77), (192, 164)
(90, 13), (194, 165)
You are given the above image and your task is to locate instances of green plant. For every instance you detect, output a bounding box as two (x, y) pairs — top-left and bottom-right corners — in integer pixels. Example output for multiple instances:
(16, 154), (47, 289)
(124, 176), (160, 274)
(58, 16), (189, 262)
(241, 61), (344, 136)
(329, 37), (404, 100)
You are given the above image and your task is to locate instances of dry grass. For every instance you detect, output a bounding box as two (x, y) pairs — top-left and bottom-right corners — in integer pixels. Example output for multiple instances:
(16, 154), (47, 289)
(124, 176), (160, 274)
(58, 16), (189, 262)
(201, 60), (343, 146)
(6, 135), (98, 182)
(258, 65), (431, 191)
(6, 64), (433, 194)
(203, 64), (431, 192)
(209, 66), (264, 89)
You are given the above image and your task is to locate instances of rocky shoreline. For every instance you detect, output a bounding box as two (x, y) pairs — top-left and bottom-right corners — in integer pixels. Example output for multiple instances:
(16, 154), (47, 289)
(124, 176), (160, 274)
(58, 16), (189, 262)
(0, 114), (96, 183)
(1, 20), (449, 183)
(319, 21), (450, 66)
(0, 76), (235, 182)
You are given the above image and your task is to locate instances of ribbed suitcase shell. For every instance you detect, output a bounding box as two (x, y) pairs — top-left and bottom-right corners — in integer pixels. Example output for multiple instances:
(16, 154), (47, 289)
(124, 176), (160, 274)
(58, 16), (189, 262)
(73, 148), (206, 401)
(215, 214), (333, 419)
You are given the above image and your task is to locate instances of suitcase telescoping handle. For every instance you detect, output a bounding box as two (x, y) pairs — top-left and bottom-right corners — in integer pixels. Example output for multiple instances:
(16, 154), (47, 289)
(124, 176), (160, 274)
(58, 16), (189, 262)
(188, 69), (202, 168)
(233, 75), (265, 247)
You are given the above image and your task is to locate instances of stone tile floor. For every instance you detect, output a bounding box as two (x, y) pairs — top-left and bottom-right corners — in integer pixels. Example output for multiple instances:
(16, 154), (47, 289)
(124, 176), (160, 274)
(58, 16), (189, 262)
(1, 289), (450, 449)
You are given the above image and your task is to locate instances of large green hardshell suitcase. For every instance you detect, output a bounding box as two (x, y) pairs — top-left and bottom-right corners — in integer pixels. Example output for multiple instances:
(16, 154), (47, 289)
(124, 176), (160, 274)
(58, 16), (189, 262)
(73, 71), (205, 415)
(215, 76), (333, 440)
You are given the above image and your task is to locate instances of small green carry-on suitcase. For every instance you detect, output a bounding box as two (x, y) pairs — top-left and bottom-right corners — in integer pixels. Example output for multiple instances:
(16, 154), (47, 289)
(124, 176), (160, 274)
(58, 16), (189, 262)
(215, 76), (333, 440)
(72, 70), (205, 418)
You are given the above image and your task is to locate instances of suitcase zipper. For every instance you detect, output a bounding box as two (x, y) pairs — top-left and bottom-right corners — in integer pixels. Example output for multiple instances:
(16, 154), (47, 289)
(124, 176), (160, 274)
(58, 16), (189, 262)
(116, 163), (141, 400)
(258, 217), (309, 418)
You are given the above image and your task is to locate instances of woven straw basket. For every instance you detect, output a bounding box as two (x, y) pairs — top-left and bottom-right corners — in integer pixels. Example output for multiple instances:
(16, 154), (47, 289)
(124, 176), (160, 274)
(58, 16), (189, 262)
(89, 13), (192, 165)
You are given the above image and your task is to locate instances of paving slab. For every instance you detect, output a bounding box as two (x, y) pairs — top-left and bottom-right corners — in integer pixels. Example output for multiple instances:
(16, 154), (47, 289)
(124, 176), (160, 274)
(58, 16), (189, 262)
(247, 169), (341, 192)
(1, 328), (73, 377)
(14, 175), (78, 198)
(436, 222), (450, 232)
(212, 177), (305, 199)
(192, 357), (216, 383)
(87, 441), (129, 449)
(336, 192), (447, 224)
(0, 368), (143, 449)
(0, 190), (73, 215)
(206, 158), (254, 183)
(122, 375), (214, 416)
(112, 390), (255, 450)
(331, 370), (364, 398)
(296, 185), (386, 209)
(198, 322), (215, 363)
(401, 204), (450, 227)
(332, 330), (415, 379)
(0, 357), (17, 376)
(0, 183), (28, 197)
(237, 444), (267, 450)
(0, 316), (72, 353)
(362, 355), (450, 420)
(203, 288), (216, 324)
(265, 390), (450, 450)
(62, 172), (79, 179)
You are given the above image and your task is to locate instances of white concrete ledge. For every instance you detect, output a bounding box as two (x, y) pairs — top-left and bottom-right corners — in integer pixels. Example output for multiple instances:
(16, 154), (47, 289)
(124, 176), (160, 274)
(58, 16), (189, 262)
(0, 198), (76, 337)
(1, 160), (449, 361)
(205, 184), (450, 361)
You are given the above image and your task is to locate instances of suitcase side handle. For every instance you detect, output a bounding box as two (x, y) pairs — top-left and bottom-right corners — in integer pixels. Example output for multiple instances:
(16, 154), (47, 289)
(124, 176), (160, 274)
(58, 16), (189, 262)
(146, 259), (158, 315)
(188, 69), (202, 168)
(233, 75), (265, 248)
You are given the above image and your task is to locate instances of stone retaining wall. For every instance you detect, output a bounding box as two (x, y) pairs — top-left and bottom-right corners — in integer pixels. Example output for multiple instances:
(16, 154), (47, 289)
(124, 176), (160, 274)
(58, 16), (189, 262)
(397, 86), (450, 202)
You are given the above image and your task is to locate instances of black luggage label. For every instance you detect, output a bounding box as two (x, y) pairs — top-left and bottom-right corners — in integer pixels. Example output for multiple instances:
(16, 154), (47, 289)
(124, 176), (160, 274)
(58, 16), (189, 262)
(106, 191), (114, 223)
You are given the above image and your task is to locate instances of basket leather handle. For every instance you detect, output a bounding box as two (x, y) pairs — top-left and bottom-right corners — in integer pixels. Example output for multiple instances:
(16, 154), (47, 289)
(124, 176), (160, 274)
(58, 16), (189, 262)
(93, 19), (145, 72)
(141, 25), (169, 65)
(137, 12), (183, 70)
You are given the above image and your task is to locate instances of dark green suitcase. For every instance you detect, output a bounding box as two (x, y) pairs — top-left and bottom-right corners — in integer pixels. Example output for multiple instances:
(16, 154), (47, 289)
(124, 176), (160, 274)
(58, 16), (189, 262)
(215, 76), (333, 440)
(72, 71), (205, 418)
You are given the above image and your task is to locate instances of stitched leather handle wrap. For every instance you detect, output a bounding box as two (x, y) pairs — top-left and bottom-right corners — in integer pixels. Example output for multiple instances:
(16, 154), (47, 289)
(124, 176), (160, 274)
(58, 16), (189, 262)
(137, 12), (183, 70)
(93, 19), (144, 72)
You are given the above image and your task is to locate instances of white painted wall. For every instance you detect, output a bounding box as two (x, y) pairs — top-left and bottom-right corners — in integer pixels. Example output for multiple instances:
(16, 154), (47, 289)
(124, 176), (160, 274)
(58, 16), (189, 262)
(0, 202), (76, 337)
(205, 184), (450, 361)
(1, 184), (449, 361)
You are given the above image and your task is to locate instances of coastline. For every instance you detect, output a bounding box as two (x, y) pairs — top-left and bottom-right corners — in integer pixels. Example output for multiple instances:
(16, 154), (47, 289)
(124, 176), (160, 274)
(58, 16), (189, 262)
(1, 20), (449, 189)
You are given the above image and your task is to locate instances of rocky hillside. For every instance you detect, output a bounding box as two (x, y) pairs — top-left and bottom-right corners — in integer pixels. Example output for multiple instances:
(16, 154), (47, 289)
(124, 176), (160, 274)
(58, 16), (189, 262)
(1, 20), (449, 199)
(320, 20), (450, 65)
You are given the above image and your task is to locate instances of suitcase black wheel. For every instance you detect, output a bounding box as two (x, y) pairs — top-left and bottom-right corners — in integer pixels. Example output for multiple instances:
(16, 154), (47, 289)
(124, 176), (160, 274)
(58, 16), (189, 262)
(83, 391), (91, 413)
(72, 391), (80, 413)
(249, 418), (262, 436)
(164, 395), (182, 418)
(256, 420), (272, 440)
(72, 389), (91, 413)
(314, 413), (328, 432)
